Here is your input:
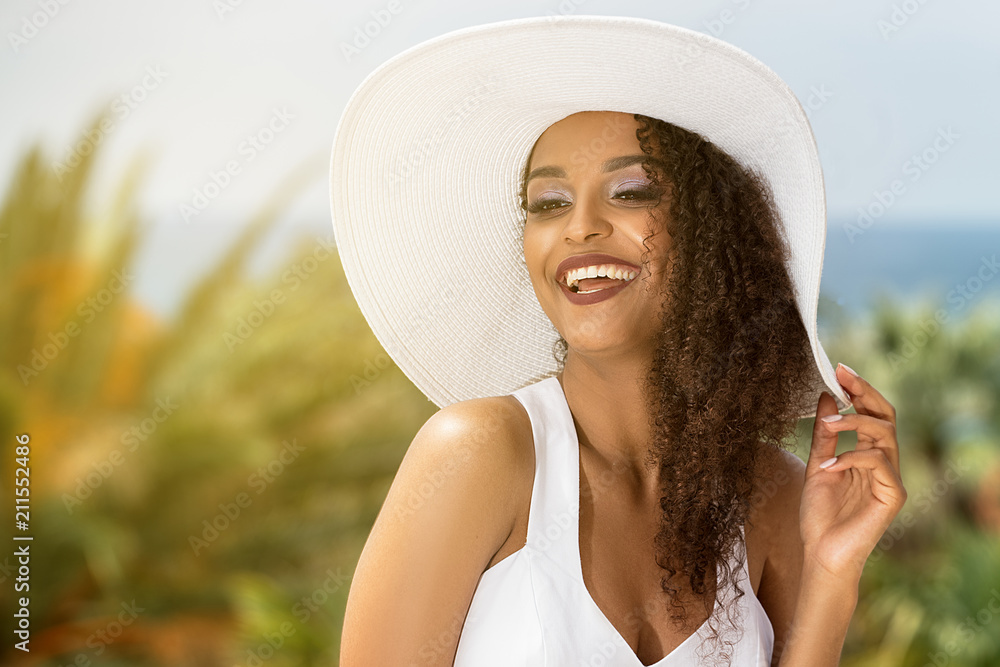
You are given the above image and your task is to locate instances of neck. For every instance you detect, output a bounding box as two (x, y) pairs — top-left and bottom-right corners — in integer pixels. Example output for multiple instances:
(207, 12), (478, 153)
(556, 347), (663, 502)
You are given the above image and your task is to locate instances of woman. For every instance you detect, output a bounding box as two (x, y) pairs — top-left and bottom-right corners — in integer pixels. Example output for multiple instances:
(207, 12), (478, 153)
(331, 16), (905, 666)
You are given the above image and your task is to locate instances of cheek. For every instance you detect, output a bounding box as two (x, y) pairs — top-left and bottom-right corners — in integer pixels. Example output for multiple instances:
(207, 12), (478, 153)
(521, 225), (547, 283)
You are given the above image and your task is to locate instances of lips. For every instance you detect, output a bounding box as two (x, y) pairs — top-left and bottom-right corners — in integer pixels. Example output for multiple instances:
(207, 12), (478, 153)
(555, 253), (641, 287)
(558, 277), (634, 305)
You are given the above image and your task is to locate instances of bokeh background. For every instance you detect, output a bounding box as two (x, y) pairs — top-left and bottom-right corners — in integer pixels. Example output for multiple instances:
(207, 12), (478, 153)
(1, 1), (998, 665)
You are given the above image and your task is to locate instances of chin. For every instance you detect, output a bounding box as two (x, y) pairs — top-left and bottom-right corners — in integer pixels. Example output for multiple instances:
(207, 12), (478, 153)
(564, 332), (632, 354)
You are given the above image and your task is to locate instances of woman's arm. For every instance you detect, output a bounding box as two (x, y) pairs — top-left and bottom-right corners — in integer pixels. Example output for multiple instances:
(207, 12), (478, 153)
(755, 439), (859, 666)
(339, 397), (532, 666)
(754, 447), (848, 665)
(775, 558), (858, 666)
(763, 363), (906, 666)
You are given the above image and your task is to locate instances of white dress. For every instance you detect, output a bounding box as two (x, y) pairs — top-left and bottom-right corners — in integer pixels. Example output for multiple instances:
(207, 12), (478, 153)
(453, 375), (774, 666)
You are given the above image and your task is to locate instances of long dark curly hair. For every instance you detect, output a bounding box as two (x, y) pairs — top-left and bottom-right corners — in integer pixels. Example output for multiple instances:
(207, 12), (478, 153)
(516, 113), (816, 663)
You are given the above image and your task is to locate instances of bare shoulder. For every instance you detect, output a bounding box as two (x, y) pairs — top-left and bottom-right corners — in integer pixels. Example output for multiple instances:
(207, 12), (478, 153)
(417, 394), (533, 461)
(749, 445), (806, 538)
(339, 393), (534, 666)
(405, 394), (534, 514)
(748, 445), (807, 659)
(745, 445), (805, 592)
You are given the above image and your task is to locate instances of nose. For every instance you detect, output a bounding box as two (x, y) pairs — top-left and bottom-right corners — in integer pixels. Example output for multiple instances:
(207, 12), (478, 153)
(561, 191), (613, 243)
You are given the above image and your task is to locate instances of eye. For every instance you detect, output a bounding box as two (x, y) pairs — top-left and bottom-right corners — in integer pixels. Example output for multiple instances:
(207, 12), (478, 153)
(614, 187), (659, 203)
(526, 197), (570, 214)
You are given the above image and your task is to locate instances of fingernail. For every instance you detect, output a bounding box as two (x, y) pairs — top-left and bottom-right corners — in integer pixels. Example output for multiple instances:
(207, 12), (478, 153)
(821, 414), (842, 423)
(820, 457), (838, 469)
(839, 363), (858, 377)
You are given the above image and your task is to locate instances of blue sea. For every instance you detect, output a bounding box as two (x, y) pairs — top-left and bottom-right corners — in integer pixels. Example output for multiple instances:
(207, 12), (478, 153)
(820, 222), (999, 325)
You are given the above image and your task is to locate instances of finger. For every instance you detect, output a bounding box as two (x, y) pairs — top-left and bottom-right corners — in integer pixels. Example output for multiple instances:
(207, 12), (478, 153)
(807, 391), (842, 473)
(836, 364), (896, 425)
(819, 412), (900, 476)
(819, 448), (907, 509)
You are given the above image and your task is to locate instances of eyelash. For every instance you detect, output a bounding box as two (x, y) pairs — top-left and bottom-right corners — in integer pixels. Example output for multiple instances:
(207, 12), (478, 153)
(526, 187), (659, 214)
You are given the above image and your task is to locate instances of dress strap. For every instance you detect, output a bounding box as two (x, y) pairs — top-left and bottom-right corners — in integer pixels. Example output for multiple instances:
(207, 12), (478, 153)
(510, 375), (581, 572)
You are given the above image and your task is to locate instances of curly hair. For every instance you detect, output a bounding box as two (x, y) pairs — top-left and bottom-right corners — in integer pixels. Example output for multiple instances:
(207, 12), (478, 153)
(515, 113), (816, 664)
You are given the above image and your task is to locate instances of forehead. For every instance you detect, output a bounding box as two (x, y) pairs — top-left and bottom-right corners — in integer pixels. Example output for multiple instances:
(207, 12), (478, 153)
(529, 111), (642, 168)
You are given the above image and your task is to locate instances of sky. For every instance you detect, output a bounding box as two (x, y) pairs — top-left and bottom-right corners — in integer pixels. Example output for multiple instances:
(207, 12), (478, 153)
(1, 0), (997, 316)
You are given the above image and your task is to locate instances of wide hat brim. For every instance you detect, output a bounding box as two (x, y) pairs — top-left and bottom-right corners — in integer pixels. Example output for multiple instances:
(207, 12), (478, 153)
(331, 14), (852, 418)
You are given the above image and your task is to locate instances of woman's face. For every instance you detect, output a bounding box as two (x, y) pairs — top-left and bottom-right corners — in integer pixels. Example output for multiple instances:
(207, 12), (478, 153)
(522, 111), (672, 359)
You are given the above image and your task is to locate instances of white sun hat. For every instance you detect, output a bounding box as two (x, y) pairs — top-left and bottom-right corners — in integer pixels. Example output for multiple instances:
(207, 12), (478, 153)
(330, 14), (852, 418)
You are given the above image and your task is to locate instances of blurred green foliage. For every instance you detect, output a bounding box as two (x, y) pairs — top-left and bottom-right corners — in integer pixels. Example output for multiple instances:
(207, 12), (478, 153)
(0, 119), (997, 666)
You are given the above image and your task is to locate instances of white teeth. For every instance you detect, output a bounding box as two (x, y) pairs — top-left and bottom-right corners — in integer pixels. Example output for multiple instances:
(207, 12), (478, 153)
(564, 264), (639, 288)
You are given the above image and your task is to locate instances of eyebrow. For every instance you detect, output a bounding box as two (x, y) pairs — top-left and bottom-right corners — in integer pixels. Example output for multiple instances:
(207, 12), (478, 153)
(526, 154), (659, 184)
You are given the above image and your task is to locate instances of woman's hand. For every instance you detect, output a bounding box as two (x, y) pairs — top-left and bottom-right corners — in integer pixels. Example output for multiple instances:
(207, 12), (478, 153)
(799, 363), (907, 582)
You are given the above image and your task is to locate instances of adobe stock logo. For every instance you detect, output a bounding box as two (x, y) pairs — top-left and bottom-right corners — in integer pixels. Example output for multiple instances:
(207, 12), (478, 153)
(843, 126), (959, 244)
(340, 0), (403, 63)
(18, 269), (134, 386)
(52, 65), (168, 183)
(179, 107), (294, 223)
(877, 0), (931, 41)
(7, 0), (72, 54)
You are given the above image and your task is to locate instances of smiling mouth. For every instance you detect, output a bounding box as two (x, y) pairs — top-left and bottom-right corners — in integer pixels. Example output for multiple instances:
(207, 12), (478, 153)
(562, 265), (640, 293)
